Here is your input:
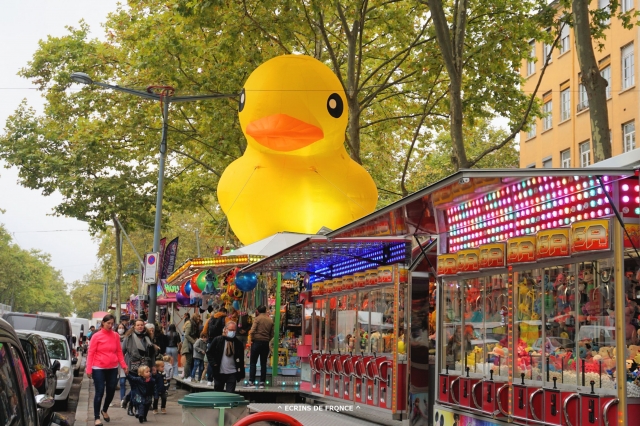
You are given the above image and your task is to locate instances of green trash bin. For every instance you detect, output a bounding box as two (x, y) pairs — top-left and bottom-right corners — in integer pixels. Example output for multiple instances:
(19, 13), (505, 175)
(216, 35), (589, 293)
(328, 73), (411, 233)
(178, 392), (249, 426)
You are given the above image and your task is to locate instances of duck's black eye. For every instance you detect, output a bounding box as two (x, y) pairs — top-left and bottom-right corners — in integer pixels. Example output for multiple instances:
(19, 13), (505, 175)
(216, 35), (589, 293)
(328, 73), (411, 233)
(327, 93), (343, 118)
(239, 88), (246, 112)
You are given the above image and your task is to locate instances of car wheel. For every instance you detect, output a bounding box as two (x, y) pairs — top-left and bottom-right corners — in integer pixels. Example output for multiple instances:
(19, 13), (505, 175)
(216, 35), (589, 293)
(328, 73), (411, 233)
(58, 397), (68, 411)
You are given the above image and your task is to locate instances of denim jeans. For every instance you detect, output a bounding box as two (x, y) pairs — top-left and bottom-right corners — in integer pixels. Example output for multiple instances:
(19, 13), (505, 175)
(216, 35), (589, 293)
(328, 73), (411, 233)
(119, 377), (127, 400)
(92, 368), (118, 420)
(166, 347), (179, 377)
(191, 358), (204, 381)
(249, 341), (269, 384)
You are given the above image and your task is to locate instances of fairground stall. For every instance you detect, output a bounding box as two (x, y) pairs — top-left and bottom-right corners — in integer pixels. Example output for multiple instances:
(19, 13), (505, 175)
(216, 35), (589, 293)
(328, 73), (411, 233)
(242, 235), (435, 422)
(239, 167), (640, 425)
(425, 168), (640, 426)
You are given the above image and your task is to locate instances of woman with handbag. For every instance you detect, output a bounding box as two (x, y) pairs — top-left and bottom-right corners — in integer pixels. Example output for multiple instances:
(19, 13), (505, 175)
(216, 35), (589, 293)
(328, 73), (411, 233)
(121, 319), (156, 416)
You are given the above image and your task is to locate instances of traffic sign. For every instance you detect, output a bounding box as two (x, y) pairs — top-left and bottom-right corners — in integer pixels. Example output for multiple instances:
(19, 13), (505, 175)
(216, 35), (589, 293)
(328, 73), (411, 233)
(144, 252), (160, 284)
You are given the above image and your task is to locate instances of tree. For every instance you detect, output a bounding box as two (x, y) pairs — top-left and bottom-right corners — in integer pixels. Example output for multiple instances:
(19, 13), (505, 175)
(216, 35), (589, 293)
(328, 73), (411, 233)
(0, 224), (72, 315)
(70, 277), (105, 319)
(425, 0), (557, 170)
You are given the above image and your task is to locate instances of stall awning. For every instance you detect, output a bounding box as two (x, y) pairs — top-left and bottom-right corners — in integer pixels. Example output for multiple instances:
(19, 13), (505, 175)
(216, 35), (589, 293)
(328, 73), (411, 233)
(166, 254), (265, 285)
(242, 236), (411, 280)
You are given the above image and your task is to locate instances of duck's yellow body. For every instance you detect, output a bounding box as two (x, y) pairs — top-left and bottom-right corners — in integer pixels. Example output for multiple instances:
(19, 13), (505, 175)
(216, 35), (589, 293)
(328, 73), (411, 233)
(217, 55), (378, 244)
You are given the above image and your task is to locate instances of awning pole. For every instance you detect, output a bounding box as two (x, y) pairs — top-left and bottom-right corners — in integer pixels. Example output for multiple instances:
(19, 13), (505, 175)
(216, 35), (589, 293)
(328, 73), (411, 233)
(272, 272), (282, 385)
(613, 220), (627, 426)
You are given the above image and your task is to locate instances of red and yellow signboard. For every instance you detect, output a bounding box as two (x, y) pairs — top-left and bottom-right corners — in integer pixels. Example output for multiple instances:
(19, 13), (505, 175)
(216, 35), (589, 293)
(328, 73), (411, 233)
(456, 249), (480, 273)
(479, 243), (506, 269)
(437, 254), (458, 276)
(571, 219), (611, 254)
(536, 228), (570, 259)
(507, 236), (537, 264)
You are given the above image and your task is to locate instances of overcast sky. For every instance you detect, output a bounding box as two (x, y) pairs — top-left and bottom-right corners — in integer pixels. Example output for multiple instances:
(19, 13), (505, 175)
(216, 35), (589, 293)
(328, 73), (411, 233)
(0, 1), (120, 283)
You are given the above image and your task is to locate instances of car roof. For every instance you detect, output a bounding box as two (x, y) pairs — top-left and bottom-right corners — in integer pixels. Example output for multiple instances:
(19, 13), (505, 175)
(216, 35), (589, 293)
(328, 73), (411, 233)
(26, 330), (71, 344)
(0, 317), (22, 346)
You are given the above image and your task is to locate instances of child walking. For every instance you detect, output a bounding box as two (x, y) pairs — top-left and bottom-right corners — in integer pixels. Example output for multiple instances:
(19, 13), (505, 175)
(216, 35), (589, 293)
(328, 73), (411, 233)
(192, 332), (207, 382)
(152, 360), (169, 414)
(162, 355), (174, 382)
(127, 366), (155, 423)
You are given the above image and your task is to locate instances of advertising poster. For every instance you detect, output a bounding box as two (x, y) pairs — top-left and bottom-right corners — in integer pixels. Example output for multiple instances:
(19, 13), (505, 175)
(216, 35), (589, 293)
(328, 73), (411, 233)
(409, 393), (430, 426)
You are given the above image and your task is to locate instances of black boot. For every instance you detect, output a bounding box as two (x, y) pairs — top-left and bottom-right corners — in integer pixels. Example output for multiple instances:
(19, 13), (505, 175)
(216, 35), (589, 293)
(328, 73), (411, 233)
(127, 402), (134, 417)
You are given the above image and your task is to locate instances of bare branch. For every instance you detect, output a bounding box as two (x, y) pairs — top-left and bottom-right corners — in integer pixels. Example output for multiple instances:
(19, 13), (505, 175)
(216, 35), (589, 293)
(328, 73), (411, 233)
(168, 147), (221, 177)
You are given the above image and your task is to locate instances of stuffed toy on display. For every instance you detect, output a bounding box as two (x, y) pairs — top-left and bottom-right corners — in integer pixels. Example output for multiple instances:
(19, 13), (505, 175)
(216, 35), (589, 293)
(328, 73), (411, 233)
(217, 55), (378, 244)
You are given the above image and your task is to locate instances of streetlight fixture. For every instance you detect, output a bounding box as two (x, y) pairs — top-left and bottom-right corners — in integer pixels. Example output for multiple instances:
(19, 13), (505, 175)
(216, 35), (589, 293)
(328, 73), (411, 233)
(70, 72), (237, 324)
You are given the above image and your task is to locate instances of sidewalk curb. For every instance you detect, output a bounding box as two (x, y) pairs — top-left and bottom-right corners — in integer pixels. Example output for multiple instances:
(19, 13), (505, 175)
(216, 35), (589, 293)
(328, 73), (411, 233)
(75, 376), (90, 425)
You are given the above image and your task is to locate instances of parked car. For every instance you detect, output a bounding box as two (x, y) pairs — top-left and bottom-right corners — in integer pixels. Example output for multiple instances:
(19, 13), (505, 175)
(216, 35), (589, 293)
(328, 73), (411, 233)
(2, 313), (73, 353)
(65, 317), (90, 355)
(15, 331), (60, 425)
(0, 317), (56, 426)
(37, 331), (76, 410)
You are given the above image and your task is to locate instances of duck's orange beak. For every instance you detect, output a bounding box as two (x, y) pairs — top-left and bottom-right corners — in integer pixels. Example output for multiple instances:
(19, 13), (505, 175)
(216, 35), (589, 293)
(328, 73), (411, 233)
(246, 114), (324, 151)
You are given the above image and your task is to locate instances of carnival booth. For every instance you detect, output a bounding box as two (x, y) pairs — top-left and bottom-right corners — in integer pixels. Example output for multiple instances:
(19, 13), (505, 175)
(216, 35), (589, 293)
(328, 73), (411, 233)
(242, 236), (415, 419)
(428, 169), (640, 426)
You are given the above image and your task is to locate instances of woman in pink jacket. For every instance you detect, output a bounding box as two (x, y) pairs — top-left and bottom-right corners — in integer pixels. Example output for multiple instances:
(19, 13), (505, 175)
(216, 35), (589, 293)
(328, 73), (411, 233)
(86, 314), (128, 426)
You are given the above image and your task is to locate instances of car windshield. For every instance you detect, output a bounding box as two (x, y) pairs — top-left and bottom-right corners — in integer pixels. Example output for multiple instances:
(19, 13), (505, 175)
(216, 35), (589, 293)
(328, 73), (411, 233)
(43, 337), (68, 360)
(4, 315), (69, 336)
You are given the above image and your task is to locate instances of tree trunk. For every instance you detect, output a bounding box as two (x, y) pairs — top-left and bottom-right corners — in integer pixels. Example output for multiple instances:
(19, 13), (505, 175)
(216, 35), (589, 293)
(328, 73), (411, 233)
(113, 215), (122, 324)
(572, 0), (611, 162)
(427, 0), (469, 170)
(346, 20), (362, 164)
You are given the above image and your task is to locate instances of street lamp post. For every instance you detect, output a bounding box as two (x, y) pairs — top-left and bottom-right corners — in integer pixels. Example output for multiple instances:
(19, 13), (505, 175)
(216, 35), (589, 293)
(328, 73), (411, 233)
(71, 72), (236, 324)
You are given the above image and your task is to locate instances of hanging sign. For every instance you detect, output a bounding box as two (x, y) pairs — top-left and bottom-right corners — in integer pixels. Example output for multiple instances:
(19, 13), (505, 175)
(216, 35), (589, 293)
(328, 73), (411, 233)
(456, 249), (480, 273)
(479, 243), (506, 269)
(143, 252), (160, 284)
(437, 254), (458, 276)
(536, 228), (570, 259)
(571, 218), (611, 254)
(507, 236), (537, 264)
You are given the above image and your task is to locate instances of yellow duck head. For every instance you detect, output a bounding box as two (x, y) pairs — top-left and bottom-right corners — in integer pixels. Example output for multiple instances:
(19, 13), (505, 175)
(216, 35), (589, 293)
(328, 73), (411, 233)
(239, 55), (348, 156)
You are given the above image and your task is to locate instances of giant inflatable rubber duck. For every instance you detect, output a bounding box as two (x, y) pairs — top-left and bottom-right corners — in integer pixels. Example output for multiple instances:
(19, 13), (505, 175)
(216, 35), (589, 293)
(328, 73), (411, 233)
(217, 55), (378, 244)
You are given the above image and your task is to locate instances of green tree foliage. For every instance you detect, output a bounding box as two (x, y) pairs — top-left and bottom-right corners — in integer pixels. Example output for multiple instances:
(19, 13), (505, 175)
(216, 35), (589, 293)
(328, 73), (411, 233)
(69, 278), (104, 319)
(424, 0), (558, 170)
(1, 0), (532, 270)
(0, 224), (72, 315)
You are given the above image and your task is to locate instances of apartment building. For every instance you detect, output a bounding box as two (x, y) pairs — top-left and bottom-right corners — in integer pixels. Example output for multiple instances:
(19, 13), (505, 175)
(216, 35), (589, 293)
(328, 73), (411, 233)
(519, 0), (638, 168)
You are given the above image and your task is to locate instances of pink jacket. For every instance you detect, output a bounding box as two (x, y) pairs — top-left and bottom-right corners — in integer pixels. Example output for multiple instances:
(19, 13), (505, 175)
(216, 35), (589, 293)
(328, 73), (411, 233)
(86, 329), (127, 374)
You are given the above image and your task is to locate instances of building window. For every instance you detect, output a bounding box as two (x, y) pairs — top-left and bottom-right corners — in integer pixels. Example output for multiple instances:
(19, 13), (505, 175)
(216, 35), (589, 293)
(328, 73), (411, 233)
(601, 65), (611, 98)
(560, 87), (571, 121)
(527, 122), (536, 139)
(543, 100), (553, 130)
(624, 121), (636, 152)
(622, 43), (634, 90)
(526, 164), (536, 169)
(561, 149), (571, 168)
(599, 0), (610, 24)
(542, 157), (553, 168)
(622, 0), (634, 12)
(578, 82), (589, 111)
(543, 41), (552, 64)
(580, 141), (591, 167)
(559, 24), (570, 54)
(527, 41), (536, 76)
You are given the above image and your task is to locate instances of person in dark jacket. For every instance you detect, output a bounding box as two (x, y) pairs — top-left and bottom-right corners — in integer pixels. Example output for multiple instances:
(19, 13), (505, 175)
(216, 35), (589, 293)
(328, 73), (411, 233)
(152, 361), (169, 414)
(122, 319), (156, 416)
(165, 324), (180, 378)
(206, 321), (245, 393)
(207, 307), (227, 340)
(127, 366), (155, 423)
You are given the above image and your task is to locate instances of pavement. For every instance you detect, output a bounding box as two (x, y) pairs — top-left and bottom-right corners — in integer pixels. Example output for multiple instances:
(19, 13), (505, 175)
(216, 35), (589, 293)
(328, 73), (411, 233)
(78, 376), (188, 426)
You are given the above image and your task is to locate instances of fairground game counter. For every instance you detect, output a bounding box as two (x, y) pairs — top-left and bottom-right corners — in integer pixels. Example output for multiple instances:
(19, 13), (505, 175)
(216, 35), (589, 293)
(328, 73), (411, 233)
(431, 169), (640, 426)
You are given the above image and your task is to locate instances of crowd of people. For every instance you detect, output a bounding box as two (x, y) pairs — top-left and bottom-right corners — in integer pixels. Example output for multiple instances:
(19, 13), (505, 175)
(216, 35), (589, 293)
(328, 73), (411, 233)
(85, 304), (274, 426)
